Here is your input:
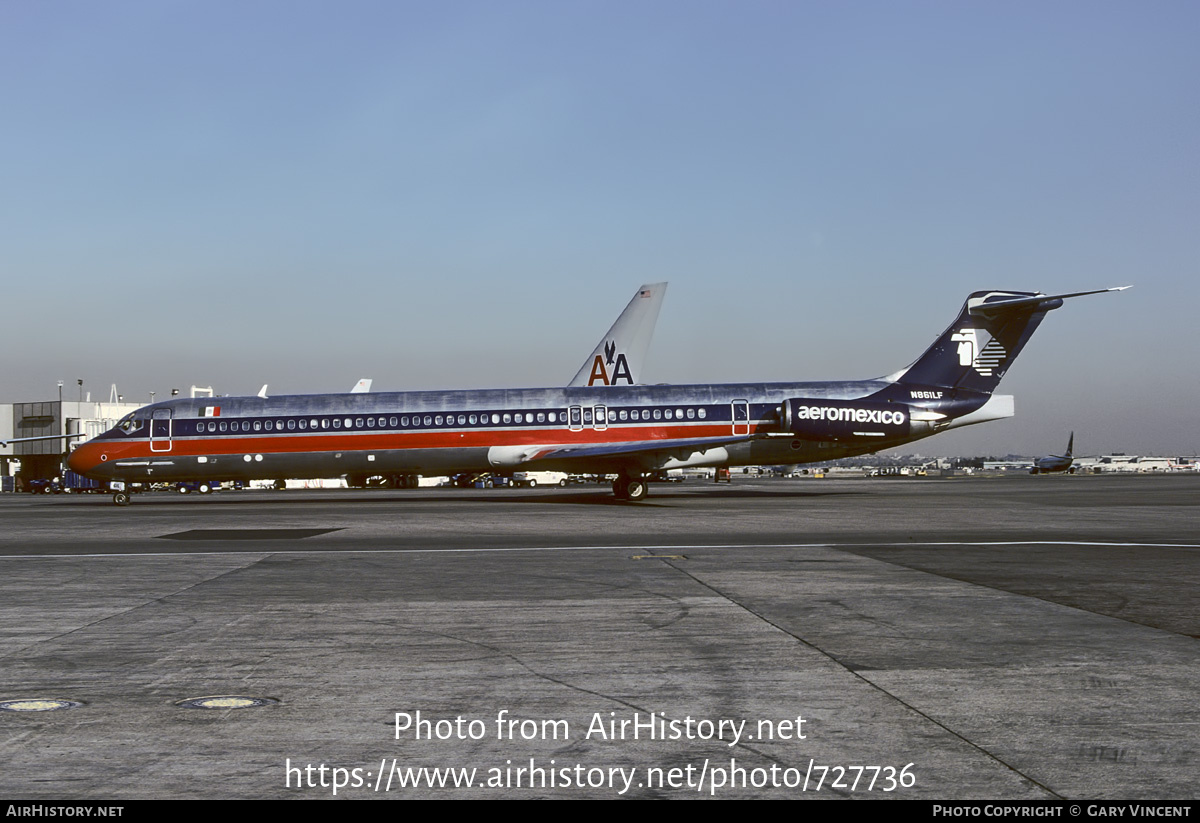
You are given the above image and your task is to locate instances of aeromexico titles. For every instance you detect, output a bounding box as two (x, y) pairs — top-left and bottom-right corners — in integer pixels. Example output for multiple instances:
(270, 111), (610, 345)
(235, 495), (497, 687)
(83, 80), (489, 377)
(68, 286), (1127, 504)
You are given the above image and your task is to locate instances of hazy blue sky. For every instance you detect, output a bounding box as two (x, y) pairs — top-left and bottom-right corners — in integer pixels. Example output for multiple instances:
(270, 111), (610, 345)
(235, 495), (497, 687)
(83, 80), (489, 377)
(2, 1), (1196, 456)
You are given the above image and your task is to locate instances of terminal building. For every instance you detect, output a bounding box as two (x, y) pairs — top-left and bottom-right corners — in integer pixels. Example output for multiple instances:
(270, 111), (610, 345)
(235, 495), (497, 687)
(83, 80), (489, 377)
(1, 385), (146, 490)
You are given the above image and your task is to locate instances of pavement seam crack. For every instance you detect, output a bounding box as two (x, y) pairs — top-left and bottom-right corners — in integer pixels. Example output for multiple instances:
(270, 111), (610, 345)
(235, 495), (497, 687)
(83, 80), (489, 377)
(661, 558), (1063, 800)
(0, 553), (272, 661)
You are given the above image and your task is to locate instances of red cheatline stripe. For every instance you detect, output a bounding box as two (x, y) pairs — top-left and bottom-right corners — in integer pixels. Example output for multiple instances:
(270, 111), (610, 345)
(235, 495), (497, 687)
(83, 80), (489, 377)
(97, 423), (758, 460)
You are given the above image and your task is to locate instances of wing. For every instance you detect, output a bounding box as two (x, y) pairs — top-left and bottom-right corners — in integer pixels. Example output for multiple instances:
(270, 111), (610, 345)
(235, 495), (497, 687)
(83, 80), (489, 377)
(488, 432), (752, 473)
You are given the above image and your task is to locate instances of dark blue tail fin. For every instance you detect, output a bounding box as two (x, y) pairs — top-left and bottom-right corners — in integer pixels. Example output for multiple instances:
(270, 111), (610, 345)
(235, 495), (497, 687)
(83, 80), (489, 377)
(893, 288), (1127, 393)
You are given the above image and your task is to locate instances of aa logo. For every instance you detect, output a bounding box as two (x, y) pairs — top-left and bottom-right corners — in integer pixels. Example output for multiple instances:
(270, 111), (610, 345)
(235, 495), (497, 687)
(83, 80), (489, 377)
(588, 340), (633, 385)
(950, 328), (1007, 377)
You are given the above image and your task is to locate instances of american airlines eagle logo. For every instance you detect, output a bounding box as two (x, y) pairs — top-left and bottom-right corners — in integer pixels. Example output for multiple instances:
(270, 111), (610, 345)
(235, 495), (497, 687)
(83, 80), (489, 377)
(588, 340), (633, 386)
(950, 328), (1007, 377)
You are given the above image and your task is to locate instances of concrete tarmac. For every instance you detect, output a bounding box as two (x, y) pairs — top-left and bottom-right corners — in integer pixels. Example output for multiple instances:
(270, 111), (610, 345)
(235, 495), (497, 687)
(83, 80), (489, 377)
(0, 474), (1196, 799)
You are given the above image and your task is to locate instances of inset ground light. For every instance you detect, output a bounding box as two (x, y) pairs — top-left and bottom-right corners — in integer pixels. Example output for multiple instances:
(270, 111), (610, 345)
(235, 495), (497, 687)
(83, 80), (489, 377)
(0, 699), (84, 712)
(176, 696), (278, 710)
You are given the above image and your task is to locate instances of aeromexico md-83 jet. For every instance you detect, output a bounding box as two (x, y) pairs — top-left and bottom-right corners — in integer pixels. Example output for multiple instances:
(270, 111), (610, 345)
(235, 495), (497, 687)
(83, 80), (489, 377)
(68, 286), (1126, 505)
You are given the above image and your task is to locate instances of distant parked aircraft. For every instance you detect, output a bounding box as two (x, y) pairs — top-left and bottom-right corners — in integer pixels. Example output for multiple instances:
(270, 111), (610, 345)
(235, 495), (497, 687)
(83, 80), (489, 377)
(1031, 432), (1075, 474)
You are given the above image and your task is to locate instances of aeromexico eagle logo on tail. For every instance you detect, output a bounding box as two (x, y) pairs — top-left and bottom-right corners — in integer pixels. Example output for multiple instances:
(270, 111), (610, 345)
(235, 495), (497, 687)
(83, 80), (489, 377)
(949, 327), (1007, 377)
(587, 340), (634, 386)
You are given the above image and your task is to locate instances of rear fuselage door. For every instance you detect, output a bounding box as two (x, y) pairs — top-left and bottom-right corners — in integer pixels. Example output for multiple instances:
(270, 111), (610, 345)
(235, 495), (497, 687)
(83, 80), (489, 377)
(732, 400), (749, 436)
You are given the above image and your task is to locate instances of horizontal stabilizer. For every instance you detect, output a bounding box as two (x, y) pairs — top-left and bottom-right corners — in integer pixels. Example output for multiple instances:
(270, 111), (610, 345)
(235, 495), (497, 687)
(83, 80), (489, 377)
(969, 286), (1130, 319)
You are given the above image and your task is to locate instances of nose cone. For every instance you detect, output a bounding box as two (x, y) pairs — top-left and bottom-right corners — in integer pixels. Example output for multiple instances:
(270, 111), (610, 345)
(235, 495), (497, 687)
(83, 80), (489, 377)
(67, 441), (106, 477)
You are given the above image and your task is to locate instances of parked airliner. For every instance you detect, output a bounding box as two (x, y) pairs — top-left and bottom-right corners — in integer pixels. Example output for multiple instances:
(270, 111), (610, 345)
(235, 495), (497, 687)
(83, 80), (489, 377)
(68, 287), (1126, 505)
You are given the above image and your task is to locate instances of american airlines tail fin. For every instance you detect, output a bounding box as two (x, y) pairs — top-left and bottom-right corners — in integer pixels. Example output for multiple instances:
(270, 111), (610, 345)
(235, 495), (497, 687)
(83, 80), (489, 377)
(889, 287), (1129, 393)
(569, 283), (667, 387)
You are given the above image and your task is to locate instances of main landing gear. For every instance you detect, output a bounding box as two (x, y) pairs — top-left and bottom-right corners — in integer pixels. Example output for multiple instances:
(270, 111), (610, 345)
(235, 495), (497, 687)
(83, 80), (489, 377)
(612, 474), (649, 502)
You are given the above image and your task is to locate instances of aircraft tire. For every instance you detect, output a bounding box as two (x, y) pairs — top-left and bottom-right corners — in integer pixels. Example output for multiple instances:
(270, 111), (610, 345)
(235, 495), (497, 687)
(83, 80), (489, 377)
(624, 478), (648, 502)
(613, 476), (647, 501)
(113, 491), (130, 506)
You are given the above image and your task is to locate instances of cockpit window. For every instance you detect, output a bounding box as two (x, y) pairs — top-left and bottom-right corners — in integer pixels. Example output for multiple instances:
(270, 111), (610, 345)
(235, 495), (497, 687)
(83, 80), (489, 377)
(116, 414), (141, 434)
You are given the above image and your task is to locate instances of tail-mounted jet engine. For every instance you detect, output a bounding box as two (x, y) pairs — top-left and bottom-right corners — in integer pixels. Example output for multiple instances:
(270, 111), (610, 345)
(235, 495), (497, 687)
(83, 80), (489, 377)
(779, 398), (913, 442)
